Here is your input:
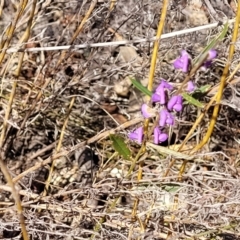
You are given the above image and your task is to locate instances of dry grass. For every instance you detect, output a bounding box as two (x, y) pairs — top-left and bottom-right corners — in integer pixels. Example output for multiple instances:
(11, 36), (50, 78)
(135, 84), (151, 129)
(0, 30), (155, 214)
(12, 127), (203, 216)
(0, 0), (240, 239)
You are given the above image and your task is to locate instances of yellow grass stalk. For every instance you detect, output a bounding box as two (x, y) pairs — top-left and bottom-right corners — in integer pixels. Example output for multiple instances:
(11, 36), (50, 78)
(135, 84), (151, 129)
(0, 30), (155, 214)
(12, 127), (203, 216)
(0, 1), (37, 239)
(192, 2), (240, 152)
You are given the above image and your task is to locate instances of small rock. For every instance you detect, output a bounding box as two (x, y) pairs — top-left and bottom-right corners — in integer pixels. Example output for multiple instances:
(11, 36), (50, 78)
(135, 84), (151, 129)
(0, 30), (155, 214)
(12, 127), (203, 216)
(182, 0), (208, 26)
(114, 76), (132, 97)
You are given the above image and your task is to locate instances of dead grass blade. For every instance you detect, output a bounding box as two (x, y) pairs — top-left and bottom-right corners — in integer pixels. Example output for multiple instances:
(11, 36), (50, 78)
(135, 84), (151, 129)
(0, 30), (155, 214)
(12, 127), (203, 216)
(192, 3), (240, 153)
(42, 0), (99, 200)
(0, 0), (28, 64)
(0, 1), (37, 239)
(42, 97), (76, 196)
(56, 0), (98, 68)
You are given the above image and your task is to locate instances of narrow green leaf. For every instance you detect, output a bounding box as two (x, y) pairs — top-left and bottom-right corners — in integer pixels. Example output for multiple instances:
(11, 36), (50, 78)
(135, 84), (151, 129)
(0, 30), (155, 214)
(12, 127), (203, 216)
(146, 142), (194, 160)
(193, 22), (229, 64)
(198, 84), (211, 93)
(130, 78), (152, 97)
(110, 134), (131, 160)
(163, 184), (181, 193)
(182, 93), (204, 108)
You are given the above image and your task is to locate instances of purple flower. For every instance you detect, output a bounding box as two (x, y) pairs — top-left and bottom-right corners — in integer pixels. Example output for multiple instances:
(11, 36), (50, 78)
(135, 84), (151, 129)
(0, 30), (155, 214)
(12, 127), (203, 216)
(173, 50), (190, 73)
(208, 49), (217, 60)
(151, 92), (162, 103)
(153, 127), (168, 144)
(152, 86), (165, 104)
(159, 109), (175, 127)
(141, 104), (155, 118)
(167, 95), (183, 112)
(202, 49), (217, 69)
(128, 127), (144, 144)
(152, 80), (173, 104)
(157, 80), (173, 91)
(186, 81), (196, 93)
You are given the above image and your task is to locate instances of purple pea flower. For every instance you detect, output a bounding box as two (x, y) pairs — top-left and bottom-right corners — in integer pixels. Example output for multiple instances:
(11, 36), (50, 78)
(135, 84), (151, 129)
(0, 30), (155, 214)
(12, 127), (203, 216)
(203, 49), (217, 69)
(157, 80), (173, 91)
(208, 49), (217, 60)
(167, 95), (183, 112)
(153, 127), (168, 144)
(151, 92), (162, 103)
(152, 80), (173, 104)
(173, 50), (190, 73)
(128, 127), (143, 144)
(159, 109), (175, 127)
(152, 86), (165, 104)
(186, 81), (196, 93)
(141, 104), (155, 118)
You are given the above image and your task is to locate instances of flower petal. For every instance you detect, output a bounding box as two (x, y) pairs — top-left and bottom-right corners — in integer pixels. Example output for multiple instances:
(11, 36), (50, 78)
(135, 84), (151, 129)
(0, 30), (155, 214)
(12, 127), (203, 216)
(208, 49), (217, 60)
(128, 132), (138, 141)
(155, 86), (166, 104)
(167, 95), (178, 111)
(153, 127), (160, 144)
(176, 95), (183, 104)
(141, 104), (155, 118)
(181, 54), (189, 73)
(159, 133), (168, 142)
(159, 109), (167, 127)
(173, 103), (183, 112)
(173, 50), (190, 73)
(151, 93), (161, 103)
(166, 113), (175, 125)
(136, 127), (144, 144)
(174, 96), (183, 112)
(153, 128), (168, 144)
(160, 109), (175, 126)
(128, 127), (144, 144)
(187, 81), (196, 92)
(202, 50), (217, 69)
(173, 59), (183, 70)
(160, 80), (173, 90)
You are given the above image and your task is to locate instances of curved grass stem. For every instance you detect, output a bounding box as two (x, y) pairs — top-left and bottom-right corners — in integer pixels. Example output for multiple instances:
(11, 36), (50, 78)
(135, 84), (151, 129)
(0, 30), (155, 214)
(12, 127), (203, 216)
(192, 2), (240, 153)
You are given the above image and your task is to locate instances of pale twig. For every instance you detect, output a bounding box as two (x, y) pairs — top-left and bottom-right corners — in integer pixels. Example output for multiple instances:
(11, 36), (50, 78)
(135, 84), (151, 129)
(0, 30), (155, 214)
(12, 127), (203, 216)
(5, 19), (236, 53)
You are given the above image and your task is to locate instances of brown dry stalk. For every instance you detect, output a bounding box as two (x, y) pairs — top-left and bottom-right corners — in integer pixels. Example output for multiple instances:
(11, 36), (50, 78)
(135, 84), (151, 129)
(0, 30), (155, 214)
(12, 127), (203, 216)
(0, 0), (28, 65)
(17, 77), (51, 133)
(56, 0), (98, 68)
(192, 1), (240, 152)
(0, 0), (3, 18)
(0, 1), (37, 239)
(41, 0), (99, 199)
(109, 0), (117, 11)
(42, 97), (76, 196)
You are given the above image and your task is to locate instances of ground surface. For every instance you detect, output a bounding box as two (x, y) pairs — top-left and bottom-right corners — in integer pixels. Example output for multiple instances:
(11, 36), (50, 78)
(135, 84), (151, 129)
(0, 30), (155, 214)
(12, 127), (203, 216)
(0, 0), (240, 239)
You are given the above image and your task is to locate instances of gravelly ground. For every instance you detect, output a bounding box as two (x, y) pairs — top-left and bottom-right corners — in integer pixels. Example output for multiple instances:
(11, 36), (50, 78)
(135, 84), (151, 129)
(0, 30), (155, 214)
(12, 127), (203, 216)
(0, 0), (240, 239)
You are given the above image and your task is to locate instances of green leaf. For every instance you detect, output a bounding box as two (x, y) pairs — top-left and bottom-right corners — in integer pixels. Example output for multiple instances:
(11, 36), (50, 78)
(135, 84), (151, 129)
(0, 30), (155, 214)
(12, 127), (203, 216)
(163, 184), (181, 193)
(193, 22), (228, 65)
(110, 134), (131, 160)
(130, 78), (152, 97)
(182, 93), (204, 108)
(198, 84), (211, 93)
